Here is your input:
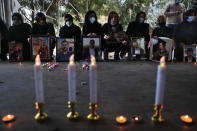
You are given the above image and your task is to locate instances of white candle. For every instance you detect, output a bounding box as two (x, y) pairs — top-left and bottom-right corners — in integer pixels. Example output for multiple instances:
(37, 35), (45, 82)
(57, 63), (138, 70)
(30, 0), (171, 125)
(34, 55), (44, 103)
(68, 54), (76, 102)
(89, 55), (97, 103)
(155, 56), (166, 105)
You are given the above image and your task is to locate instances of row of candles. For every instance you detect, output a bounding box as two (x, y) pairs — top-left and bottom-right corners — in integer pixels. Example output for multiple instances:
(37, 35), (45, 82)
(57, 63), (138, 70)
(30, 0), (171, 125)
(1, 56), (195, 124)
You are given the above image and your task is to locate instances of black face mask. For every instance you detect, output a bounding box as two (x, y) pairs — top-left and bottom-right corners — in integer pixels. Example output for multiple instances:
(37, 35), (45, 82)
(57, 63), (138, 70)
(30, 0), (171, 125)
(158, 22), (166, 27)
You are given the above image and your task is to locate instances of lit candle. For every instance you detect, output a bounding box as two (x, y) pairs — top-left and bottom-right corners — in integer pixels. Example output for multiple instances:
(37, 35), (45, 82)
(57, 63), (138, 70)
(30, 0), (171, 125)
(155, 56), (166, 105)
(131, 115), (143, 123)
(180, 114), (193, 124)
(34, 55), (44, 103)
(115, 115), (127, 124)
(68, 54), (76, 102)
(89, 55), (97, 104)
(2, 114), (15, 122)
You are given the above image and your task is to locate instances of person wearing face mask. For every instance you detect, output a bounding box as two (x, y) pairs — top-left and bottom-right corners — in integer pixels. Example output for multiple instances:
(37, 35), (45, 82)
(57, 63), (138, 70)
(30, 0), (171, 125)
(164, 0), (185, 29)
(8, 13), (32, 61)
(102, 11), (126, 60)
(174, 9), (197, 61)
(152, 15), (173, 53)
(32, 12), (56, 60)
(82, 10), (102, 37)
(59, 14), (81, 61)
(126, 11), (150, 59)
(164, 0), (185, 61)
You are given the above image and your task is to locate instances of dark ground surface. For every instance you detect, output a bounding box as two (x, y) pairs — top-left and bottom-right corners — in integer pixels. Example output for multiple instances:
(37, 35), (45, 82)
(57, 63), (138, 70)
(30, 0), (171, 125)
(0, 61), (197, 131)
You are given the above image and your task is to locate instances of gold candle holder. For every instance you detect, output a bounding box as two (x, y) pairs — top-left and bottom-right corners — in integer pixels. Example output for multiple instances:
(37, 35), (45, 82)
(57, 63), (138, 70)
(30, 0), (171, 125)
(151, 104), (165, 122)
(34, 102), (48, 122)
(87, 103), (100, 120)
(67, 101), (79, 120)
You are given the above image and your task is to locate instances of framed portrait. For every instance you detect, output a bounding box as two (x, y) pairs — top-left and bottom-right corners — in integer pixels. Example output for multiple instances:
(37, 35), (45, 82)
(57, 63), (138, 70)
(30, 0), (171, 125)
(31, 35), (51, 61)
(149, 37), (173, 61)
(130, 37), (145, 56)
(56, 38), (75, 62)
(82, 36), (101, 50)
(9, 42), (23, 62)
(183, 44), (197, 63)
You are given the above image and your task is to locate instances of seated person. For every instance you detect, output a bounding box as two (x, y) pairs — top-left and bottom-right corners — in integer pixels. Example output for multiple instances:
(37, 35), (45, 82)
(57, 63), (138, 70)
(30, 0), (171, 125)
(154, 40), (168, 61)
(83, 39), (99, 61)
(102, 11), (129, 60)
(174, 9), (197, 61)
(126, 11), (150, 59)
(185, 48), (196, 63)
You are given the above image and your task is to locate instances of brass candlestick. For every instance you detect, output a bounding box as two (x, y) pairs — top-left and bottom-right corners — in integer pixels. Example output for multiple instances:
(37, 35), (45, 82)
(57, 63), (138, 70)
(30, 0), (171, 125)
(151, 104), (165, 122)
(87, 103), (100, 120)
(67, 101), (79, 120)
(34, 102), (48, 122)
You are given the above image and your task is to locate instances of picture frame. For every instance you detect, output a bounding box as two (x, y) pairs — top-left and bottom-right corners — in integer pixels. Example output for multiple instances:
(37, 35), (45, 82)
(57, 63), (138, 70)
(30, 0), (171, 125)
(183, 44), (197, 63)
(56, 38), (75, 62)
(149, 37), (173, 61)
(9, 42), (23, 62)
(31, 35), (51, 61)
(130, 37), (145, 57)
(82, 36), (101, 50)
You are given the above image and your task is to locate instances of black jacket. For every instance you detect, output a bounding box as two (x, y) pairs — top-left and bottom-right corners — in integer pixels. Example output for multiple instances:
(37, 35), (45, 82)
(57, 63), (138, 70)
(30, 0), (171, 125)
(82, 22), (102, 36)
(8, 23), (32, 60)
(59, 24), (81, 61)
(32, 22), (55, 37)
(126, 21), (150, 42)
(174, 21), (197, 44)
(9, 23), (31, 43)
(152, 26), (172, 38)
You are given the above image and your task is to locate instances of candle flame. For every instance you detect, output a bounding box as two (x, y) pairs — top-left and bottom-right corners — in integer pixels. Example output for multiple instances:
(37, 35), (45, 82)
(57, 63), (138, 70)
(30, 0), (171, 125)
(69, 54), (75, 65)
(185, 115), (189, 119)
(135, 117), (139, 121)
(35, 55), (41, 66)
(8, 114), (11, 118)
(120, 116), (123, 120)
(160, 56), (165, 67)
(91, 55), (96, 65)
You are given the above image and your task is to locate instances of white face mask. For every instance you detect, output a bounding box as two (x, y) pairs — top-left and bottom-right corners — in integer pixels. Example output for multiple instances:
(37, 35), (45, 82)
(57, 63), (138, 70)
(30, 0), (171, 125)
(66, 21), (72, 27)
(152, 38), (158, 45)
(175, 0), (181, 3)
(187, 16), (196, 22)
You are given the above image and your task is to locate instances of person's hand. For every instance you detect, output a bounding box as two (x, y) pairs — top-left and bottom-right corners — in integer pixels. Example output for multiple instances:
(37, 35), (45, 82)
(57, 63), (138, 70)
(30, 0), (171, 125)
(92, 33), (97, 37)
(122, 40), (128, 45)
(87, 33), (92, 37)
(176, 11), (182, 15)
(104, 35), (110, 40)
(11, 41), (16, 44)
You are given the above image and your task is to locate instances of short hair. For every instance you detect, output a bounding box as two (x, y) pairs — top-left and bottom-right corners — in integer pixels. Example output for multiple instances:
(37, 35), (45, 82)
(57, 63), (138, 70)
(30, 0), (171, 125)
(108, 11), (119, 23)
(12, 12), (24, 23)
(64, 14), (73, 22)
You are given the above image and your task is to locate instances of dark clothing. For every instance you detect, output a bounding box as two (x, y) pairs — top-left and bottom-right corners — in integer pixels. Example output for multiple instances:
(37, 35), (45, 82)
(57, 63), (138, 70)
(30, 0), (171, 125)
(174, 21), (197, 44)
(59, 24), (81, 61)
(8, 23), (32, 60)
(32, 22), (56, 60)
(102, 23), (123, 60)
(174, 21), (197, 61)
(126, 21), (150, 58)
(82, 22), (102, 36)
(152, 26), (173, 38)
(0, 20), (9, 60)
(126, 21), (150, 42)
